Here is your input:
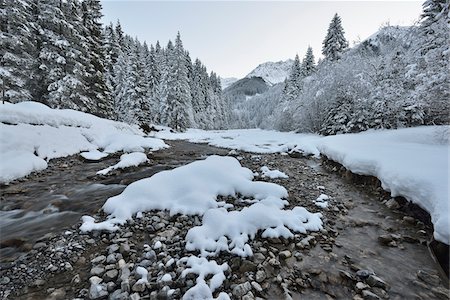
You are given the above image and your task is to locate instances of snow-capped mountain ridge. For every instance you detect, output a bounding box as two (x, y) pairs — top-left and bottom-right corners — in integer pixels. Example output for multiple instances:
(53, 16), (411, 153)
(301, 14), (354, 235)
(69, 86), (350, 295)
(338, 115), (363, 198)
(245, 59), (293, 85)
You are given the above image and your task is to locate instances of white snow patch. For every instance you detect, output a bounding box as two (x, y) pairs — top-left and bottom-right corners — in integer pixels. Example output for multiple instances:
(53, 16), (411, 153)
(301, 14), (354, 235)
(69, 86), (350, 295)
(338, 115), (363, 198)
(153, 128), (320, 156)
(80, 149), (108, 161)
(260, 166), (288, 179)
(180, 256), (230, 300)
(97, 152), (148, 175)
(160, 273), (172, 282)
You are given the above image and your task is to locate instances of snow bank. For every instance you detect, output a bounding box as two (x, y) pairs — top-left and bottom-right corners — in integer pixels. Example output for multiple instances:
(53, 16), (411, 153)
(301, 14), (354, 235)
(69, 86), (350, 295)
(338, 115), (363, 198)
(97, 152), (148, 175)
(318, 126), (449, 244)
(0, 101), (168, 183)
(154, 128), (321, 156)
(260, 166), (288, 179)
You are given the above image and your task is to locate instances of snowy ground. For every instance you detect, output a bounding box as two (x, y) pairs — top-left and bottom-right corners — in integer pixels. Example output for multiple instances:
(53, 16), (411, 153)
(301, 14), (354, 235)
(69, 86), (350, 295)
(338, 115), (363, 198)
(0, 102), (168, 183)
(154, 126), (449, 245)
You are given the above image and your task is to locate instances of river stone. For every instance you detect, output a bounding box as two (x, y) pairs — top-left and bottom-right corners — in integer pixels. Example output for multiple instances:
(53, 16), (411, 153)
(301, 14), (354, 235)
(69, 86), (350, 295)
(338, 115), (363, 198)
(233, 282), (252, 298)
(90, 266), (105, 276)
(120, 243), (130, 256)
(240, 260), (257, 273)
(251, 281), (263, 292)
(48, 288), (66, 300)
(417, 270), (441, 286)
(362, 290), (381, 300)
(268, 258), (280, 267)
(91, 255), (106, 264)
(366, 275), (388, 290)
(242, 291), (255, 300)
(279, 250), (292, 259)
(356, 282), (369, 291)
(385, 198), (400, 210)
(256, 270), (266, 283)
(132, 281), (146, 292)
(356, 269), (374, 280)
(377, 235), (393, 246)
(130, 293), (141, 300)
(104, 269), (118, 282)
(33, 242), (47, 250)
(109, 244), (120, 253)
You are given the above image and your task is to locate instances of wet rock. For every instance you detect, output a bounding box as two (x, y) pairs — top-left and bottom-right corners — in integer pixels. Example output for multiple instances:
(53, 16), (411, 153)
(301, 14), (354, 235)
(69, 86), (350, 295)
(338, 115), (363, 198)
(362, 290), (381, 300)
(233, 282), (252, 298)
(356, 269), (374, 280)
(417, 270), (441, 286)
(339, 270), (356, 281)
(279, 250), (292, 259)
(366, 275), (388, 290)
(377, 235), (393, 246)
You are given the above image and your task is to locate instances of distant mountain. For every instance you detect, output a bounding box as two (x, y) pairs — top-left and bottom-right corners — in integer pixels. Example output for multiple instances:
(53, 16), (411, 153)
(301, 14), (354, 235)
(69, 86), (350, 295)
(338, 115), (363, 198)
(245, 59), (293, 85)
(220, 77), (239, 90)
(223, 77), (270, 104)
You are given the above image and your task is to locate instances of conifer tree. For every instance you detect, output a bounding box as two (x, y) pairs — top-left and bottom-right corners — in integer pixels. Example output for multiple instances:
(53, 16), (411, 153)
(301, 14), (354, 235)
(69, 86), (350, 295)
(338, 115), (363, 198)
(301, 46), (316, 77)
(283, 54), (302, 100)
(322, 13), (348, 61)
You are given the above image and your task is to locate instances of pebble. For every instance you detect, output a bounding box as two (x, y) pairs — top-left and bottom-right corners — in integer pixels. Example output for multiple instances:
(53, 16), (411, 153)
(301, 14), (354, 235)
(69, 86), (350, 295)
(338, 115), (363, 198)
(91, 255), (106, 264)
(106, 254), (117, 264)
(268, 258), (280, 267)
(362, 290), (381, 300)
(132, 281), (146, 292)
(279, 250), (292, 259)
(251, 281), (263, 292)
(1, 276), (11, 284)
(104, 269), (118, 282)
(233, 282), (252, 298)
(255, 269), (266, 283)
(90, 266), (105, 276)
(130, 293), (140, 300)
(120, 243), (131, 255)
(33, 242), (47, 250)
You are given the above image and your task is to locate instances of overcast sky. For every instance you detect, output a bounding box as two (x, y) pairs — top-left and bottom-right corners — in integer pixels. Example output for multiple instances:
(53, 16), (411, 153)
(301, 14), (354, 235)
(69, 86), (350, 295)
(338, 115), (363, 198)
(100, 1), (423, 79)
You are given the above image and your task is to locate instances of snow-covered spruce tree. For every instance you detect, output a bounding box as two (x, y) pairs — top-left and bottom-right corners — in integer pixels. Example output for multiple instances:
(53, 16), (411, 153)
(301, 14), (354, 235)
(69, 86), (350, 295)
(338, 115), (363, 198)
(322, 13), (349, 61)
(283, 54), (302, 101)
(0, 0), (34, 102)
(81, 0), (113, 118)
(301, 46), (316, 77)
(418, 0), (450, 125)
(160, 33), (193, 131)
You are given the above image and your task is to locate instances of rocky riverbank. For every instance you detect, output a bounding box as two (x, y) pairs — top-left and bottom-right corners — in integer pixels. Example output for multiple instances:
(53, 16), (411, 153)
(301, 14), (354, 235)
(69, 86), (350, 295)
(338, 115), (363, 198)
(1, 141), (448, 299)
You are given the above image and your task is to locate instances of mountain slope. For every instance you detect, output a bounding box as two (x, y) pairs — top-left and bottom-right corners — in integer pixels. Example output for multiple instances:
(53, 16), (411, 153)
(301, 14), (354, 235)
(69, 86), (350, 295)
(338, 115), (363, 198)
(245, 59), (293, 85)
